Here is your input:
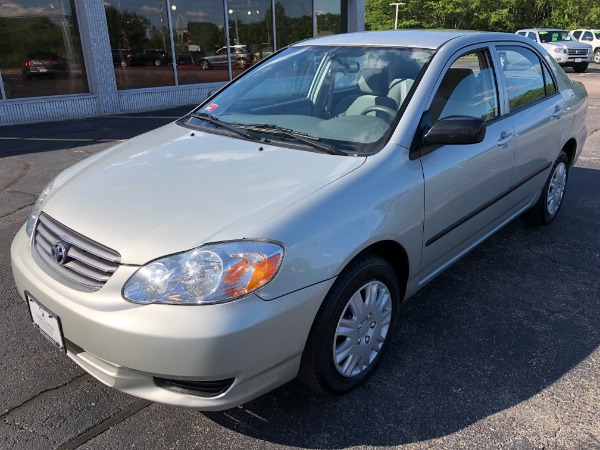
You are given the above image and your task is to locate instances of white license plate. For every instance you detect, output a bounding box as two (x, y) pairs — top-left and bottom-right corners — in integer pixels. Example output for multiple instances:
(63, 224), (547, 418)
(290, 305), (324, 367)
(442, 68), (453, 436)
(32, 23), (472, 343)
(38, 68), (48, 72)
(27, 292), (65, 352)
(575, 58), (582, 62)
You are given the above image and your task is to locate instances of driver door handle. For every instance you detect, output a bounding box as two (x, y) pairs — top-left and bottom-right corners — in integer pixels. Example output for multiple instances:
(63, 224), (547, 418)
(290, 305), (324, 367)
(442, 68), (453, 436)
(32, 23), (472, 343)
(497, 131), (514, 147)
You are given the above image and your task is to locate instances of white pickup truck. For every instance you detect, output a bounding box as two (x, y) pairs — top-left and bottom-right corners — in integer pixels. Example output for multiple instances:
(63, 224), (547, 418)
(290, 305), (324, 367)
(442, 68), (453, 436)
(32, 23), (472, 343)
(516, 28), (593, 72)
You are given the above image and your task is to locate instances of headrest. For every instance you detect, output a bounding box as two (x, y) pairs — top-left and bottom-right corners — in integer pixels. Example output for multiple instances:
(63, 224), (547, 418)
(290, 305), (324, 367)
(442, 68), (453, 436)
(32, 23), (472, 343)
(357, 68), (388, 96)
(387, 59), (421, 85)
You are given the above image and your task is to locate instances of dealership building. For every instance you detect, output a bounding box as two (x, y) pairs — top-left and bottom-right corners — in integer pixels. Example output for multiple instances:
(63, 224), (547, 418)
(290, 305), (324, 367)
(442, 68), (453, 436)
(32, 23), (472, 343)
(0, 0), (364, 125)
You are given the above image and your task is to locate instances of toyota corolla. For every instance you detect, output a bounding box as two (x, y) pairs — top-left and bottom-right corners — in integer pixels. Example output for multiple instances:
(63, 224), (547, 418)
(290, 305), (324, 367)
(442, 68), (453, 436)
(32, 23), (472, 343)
(11, 30), (588, 410)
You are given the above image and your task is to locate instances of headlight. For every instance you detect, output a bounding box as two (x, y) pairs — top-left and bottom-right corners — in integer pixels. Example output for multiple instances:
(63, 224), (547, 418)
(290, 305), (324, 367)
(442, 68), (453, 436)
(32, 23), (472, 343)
(123, 240), (284, 305)
(26, 179), (55, 237)
(553, 48), (567, 54)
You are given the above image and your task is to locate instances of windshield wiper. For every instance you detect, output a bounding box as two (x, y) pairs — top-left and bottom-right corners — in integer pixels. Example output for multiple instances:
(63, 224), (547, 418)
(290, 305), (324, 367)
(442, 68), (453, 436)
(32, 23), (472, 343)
(237, 123), (346, 156)
(188, 113), (262, 142)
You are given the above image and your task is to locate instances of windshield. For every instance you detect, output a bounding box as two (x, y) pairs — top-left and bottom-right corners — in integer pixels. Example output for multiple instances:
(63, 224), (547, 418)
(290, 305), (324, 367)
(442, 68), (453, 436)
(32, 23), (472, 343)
(187, 45), (433, 154)
(538, 30), (573, 43)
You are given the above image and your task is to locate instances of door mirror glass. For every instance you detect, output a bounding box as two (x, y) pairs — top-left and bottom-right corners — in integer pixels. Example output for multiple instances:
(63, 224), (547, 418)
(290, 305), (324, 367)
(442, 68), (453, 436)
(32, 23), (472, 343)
(424, 116), (486, 146)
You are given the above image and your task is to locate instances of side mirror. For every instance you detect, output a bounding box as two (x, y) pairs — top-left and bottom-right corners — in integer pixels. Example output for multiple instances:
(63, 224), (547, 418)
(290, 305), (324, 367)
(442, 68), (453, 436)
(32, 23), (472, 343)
(424, 116), (486, 146)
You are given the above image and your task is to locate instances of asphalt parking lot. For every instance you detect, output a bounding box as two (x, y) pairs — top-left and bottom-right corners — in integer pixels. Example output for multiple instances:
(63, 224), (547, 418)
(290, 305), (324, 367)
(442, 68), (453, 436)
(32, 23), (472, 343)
(1, 67), (599, 450)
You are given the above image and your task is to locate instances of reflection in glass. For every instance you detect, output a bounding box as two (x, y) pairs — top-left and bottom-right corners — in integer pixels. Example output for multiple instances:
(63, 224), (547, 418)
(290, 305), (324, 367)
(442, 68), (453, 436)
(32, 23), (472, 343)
(105, 0), (175, 90)
(171, 0), (228, 84)
(275, 1), (312, 48)
(227, 0), (272, 67)
(0, 0), (89, 100)
(315, 0), (342, 36)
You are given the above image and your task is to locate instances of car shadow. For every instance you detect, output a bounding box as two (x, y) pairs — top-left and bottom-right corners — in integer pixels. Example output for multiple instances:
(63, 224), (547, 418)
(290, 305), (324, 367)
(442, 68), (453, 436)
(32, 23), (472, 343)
(203, 165), (600, 447)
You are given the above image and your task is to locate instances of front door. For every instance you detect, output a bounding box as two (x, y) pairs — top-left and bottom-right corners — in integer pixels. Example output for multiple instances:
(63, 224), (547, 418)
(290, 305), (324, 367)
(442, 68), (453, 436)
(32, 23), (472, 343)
(419, 48), (516, 281)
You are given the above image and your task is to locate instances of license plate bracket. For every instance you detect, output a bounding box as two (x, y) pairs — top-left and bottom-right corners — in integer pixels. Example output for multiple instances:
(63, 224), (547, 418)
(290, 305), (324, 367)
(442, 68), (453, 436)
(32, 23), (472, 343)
(26, 291), (66, 353)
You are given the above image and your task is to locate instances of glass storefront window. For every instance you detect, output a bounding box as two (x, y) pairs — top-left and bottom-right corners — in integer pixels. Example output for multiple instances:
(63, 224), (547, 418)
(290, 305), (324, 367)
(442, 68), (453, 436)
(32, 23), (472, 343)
(315, 0), (342, 36)
(0, 0), (89, 100)
(275, 0), (313, 48)
(171, 0), (228, 84)
(105, 0), (175, 90)
(226, 0), (272, 68)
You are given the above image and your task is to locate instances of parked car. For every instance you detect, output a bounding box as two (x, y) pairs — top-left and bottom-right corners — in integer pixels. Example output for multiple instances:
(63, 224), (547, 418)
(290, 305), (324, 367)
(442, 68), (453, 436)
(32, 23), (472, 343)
(111, 48), (133, 67)
(571, 29), (600, 64)
(516, 28), (593, 72)
(21, 53), (67, 79)
(131, 49), (171, 66)
(198, 45), (253, 69)
(12, 30), (588, 411)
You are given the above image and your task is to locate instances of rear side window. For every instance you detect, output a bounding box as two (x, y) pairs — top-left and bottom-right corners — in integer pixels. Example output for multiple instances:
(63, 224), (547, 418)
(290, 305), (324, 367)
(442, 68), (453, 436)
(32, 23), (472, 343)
(497, 46), (555, 111)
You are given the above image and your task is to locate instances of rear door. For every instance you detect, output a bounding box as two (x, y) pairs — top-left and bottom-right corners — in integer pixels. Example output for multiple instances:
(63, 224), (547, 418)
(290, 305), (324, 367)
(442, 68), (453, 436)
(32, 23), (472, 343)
(493, 45), (568, 215)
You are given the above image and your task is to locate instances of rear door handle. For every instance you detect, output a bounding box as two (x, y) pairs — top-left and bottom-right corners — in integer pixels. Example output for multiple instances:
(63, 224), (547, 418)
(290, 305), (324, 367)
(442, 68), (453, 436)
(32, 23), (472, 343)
(553, 104), (563, 119)
(497, 131), (514, 147)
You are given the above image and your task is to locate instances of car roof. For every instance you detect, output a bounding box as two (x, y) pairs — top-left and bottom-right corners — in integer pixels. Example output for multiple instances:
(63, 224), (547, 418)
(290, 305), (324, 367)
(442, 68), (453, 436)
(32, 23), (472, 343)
(292, 30), (526, 50)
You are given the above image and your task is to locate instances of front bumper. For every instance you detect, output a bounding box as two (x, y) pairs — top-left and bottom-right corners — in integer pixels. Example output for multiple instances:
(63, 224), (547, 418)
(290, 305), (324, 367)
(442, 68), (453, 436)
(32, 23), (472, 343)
(11, 225), (333, 410)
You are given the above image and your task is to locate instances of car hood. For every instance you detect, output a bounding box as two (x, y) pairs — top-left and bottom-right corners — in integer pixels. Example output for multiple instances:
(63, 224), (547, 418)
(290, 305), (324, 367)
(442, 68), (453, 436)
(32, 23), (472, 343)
(43, 123), (365, 264)
(543, 41), (591, 50)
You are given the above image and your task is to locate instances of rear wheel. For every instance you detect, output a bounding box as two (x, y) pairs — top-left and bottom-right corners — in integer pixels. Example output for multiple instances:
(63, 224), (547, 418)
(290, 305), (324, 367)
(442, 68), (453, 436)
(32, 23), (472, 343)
(523, 151), (569, 226)
(237, 58), (248, 69)
(594, 50), (600, 64)
(299, 253), (400, 395)
(154, 59), (162, 66)
(573, 63), (588, 73)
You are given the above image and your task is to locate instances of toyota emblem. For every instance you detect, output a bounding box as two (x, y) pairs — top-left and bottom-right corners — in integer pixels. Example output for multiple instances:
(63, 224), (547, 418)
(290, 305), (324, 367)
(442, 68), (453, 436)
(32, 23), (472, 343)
(51, 242), (69, 265)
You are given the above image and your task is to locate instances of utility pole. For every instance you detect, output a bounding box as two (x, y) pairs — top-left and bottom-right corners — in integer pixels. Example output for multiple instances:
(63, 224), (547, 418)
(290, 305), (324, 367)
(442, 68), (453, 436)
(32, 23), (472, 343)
(389, 2), (406, 30)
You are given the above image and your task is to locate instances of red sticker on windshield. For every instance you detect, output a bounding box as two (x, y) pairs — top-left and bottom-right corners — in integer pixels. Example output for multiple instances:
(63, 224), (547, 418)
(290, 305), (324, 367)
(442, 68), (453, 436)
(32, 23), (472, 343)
(205, 103), (219, 112)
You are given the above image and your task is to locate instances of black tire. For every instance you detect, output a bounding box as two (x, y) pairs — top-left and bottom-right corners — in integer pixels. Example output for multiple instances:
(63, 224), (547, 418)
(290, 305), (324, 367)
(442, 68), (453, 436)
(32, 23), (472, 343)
(237, 58), (247, 69)
(523, 151), (569, 227)
(594, 50), (600, 64)
(154, 59), (162, 66)
(299, 252), (400, 395)
(573, 63), (588, 73)
(199, 60), (210, 70)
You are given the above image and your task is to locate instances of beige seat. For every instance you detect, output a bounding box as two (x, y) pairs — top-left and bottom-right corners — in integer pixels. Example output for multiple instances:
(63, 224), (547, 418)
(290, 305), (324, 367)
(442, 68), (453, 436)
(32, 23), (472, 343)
(386, 59), (421, 108)
(333, 68), (397, 120)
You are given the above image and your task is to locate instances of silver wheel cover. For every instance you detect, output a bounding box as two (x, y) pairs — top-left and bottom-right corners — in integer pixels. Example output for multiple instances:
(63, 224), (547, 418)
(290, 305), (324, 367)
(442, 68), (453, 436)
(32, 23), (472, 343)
(333, 280), (393, 377)
(594, 51), (600, 64)
(547, 162), (567, 216)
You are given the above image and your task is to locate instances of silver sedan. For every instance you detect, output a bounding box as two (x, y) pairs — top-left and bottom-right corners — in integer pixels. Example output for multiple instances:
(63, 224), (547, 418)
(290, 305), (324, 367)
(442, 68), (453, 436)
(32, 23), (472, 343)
(11, 30), (588, 410)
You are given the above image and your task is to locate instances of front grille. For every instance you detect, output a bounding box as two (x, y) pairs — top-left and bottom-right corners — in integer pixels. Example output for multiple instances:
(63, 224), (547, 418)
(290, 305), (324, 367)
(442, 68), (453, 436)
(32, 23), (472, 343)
(568, 48), (588, 56)
(34, 213), (121, 291)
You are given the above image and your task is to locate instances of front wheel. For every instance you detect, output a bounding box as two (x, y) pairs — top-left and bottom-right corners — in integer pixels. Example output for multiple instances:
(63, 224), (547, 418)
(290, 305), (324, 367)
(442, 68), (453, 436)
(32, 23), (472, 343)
(299, 253), (400, 395)
(199, 60), (209, 70)
(523, 151), (569, 226)
(573, 63), (588, 73)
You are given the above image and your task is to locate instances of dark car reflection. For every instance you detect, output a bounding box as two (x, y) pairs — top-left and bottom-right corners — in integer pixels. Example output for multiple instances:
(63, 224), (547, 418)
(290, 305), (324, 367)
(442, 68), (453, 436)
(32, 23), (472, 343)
(21, 53), (67, 79)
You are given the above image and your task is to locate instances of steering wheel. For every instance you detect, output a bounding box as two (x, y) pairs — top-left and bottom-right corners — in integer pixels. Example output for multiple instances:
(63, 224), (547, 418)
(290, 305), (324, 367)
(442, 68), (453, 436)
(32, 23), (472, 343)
(359, 105), (397, 122)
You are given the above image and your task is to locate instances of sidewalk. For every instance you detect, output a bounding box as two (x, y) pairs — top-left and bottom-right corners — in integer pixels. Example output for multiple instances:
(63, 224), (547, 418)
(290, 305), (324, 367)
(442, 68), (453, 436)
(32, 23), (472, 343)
(0, 104), (197, 158)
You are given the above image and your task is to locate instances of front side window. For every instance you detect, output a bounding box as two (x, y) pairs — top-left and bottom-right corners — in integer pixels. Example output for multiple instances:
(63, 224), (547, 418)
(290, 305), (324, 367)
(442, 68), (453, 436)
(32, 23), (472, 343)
(572, 31), (582, 39)
(0, 0), (89, 100)
(186, 45), (433, 153)
(497, 46), (553, 111)
(429, 50), (499, 124)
